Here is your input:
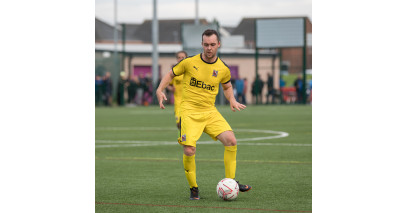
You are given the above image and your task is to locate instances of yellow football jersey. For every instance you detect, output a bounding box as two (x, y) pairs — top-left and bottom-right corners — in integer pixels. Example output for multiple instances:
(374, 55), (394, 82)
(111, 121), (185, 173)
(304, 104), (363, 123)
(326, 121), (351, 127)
(172, 54), (231, 114)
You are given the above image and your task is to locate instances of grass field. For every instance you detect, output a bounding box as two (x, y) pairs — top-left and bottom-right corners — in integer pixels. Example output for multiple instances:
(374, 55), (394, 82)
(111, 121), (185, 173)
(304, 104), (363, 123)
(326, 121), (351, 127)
(95, 105), (312, 212)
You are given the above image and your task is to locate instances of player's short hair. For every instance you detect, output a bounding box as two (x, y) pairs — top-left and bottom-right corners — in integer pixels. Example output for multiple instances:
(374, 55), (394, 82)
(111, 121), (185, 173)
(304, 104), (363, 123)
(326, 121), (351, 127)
(202, 29), (220, 42)
(176, 51), (188, 58)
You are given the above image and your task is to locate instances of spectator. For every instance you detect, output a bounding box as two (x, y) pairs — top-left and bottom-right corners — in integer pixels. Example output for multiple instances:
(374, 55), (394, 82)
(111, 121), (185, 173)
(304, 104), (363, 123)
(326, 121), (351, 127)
(307, 79), (312, 104)
(252, 75), (263, 104)
(95, 75), (103, 106)
(143, 73), (153, 106)
(117, 72), (127, 106)
(258, 76), (264, 104)
(251, 79), (257, 104)
(266, 73), (274, 104)
(294, 75), (304, 104)
(102, 72), (112, 106)
(235, 78), (245, 105)
(135, 74), (145, 105)
(243, 78), (248, 105)
(280, 77), (286, 88)
(127, 75), (137, 105)
(279, 77), (286, 104)
(231, 77), (237, 100)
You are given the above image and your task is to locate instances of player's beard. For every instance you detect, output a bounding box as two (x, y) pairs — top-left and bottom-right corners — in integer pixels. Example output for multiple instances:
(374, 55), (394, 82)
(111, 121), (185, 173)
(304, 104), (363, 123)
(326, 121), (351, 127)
(204, 50), (216, 61)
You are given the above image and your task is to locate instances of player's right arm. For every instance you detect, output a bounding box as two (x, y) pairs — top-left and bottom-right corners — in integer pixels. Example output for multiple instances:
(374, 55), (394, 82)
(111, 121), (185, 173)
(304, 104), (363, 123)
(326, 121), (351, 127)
(156, 71), (176, 109)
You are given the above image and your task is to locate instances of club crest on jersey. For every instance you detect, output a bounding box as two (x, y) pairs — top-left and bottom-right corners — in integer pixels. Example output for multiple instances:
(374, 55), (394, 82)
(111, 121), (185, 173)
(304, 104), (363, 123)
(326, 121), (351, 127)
(212, 70), (218, 77)
(181, 134), (186, 142)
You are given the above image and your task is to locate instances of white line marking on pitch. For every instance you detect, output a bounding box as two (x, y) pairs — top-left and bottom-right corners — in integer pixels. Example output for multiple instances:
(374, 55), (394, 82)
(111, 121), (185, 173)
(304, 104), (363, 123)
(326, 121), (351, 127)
(95, 127), (310, 148)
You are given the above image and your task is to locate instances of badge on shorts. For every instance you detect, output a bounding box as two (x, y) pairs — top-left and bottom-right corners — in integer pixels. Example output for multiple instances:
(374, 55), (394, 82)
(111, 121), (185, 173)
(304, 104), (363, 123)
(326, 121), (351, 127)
(181, 134), (186, 142)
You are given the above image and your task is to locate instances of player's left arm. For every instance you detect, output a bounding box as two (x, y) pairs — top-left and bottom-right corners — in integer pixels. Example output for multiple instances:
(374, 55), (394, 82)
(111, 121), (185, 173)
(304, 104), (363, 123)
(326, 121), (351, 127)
(156, 71), (176, 109)
(222, 82), (246, 112)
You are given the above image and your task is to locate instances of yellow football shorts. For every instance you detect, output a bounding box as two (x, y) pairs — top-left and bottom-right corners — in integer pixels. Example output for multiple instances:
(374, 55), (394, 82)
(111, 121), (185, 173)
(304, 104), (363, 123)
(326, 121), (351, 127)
(178, 110), (232, 147)
(174, 108), (181, 124)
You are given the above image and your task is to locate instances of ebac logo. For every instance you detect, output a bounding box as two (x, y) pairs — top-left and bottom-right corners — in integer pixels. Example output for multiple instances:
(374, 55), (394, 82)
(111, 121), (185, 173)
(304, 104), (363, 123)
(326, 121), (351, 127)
(190, 77), (215, 91)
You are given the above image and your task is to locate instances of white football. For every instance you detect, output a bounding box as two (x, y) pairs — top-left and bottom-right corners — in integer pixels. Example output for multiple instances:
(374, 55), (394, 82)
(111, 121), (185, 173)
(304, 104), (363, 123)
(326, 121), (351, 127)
(216, 178), (239, 201)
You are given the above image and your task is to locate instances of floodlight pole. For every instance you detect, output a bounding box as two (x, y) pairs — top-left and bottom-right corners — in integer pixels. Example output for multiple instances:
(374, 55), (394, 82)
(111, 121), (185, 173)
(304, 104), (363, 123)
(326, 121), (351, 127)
(121, 23), (126, 65)
(195, 0), (199, 25)
(113, 0), (119, 103)
(152, 0), (159, 104)
(121, 23), (127, 78)
(254, 20), (258, 78)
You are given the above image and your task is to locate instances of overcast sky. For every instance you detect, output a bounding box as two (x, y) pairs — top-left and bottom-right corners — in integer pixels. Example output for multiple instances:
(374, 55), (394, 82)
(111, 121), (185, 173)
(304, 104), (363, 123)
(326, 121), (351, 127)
(95, 0), (312, 27)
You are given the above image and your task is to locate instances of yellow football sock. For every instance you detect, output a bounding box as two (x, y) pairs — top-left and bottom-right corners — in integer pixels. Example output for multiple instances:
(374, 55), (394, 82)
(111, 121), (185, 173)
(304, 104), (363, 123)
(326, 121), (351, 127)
(183, 154), (198, 188)
(224, 145), (237, 179)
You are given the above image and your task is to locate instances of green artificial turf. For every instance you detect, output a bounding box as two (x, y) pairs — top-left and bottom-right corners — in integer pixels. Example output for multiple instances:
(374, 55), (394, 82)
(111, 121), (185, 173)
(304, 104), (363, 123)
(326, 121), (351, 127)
(96, 105), (312, 212)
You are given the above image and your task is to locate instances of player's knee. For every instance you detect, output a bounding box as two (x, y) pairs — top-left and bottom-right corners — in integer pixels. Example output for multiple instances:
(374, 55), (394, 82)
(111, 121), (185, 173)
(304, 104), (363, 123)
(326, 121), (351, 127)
(184, 146), (196, 156)
(228, 137), (237, 146)
(218, 131), (237, 146)
(224, 136), (237, 146)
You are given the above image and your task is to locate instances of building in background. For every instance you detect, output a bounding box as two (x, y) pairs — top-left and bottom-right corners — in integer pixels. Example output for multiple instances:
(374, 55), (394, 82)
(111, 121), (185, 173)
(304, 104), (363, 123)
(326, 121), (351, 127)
(231, 17), (312, 75)
(95, 16), (312, 104)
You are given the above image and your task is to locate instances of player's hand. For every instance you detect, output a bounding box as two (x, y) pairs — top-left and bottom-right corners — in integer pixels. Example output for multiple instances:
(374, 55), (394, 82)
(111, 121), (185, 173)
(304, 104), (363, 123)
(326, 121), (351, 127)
(156, 90), (167, 109)
(229, 99), (246, 112)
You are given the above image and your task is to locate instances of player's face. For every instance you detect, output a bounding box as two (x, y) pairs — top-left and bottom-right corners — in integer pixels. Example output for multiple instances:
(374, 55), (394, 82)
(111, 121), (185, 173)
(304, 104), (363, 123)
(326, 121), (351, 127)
(176, 53), (187, 62)
(202, 34), (220, 61)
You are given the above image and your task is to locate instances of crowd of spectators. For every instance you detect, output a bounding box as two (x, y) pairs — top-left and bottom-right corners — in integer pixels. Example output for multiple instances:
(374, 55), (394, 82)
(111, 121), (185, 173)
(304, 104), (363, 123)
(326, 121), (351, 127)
(96, 72), (312, 106)
(249, 73), (311, 104)
(95, 72), (112, 106)
(95, 72), (154, 107)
